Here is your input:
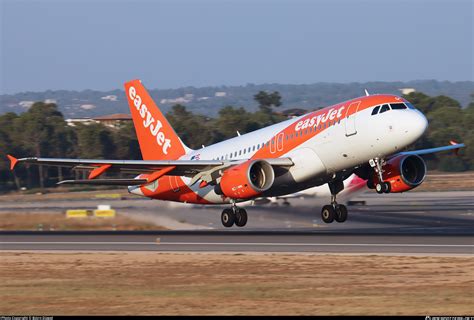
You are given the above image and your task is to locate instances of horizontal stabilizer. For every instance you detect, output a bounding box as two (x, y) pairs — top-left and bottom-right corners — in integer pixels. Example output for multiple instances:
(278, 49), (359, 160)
(57, 179), (147, 186)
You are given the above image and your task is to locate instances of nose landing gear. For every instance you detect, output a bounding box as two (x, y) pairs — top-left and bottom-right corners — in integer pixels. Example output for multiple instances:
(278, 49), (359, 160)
(221, 201), (248, 228)
(370, 158), (391, 194)
(321, 180), (348, 224)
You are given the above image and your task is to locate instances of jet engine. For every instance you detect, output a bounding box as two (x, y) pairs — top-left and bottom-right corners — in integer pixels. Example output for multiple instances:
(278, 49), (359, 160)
(215, 160), (275, 199)
(373, 154), (427, 193)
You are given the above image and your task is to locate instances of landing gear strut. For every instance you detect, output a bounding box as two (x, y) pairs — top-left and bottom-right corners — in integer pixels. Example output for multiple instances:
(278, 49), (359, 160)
(370, 158), (391, 194)
(221, 201), (248, 228)
(321, 180), (348, 224)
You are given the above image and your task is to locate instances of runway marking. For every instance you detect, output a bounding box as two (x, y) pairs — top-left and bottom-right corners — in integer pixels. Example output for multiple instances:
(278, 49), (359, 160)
(1, 242), (473, 248)
(160, 242), (474, 248)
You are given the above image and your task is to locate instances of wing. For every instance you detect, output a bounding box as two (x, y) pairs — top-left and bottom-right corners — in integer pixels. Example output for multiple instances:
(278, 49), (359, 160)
(398, 141), (465, 156)
(7, 155), (293, 185)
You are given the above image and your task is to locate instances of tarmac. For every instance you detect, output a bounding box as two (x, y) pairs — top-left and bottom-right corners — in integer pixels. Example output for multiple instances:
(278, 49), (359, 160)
(0, 191), (473, 254)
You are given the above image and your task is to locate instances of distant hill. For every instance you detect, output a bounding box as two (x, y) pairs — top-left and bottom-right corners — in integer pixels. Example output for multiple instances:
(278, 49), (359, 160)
(1, 80), (472, 118)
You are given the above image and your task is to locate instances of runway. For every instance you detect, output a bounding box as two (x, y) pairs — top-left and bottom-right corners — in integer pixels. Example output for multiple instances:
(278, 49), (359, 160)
(0, 191), (473, 254)
(1, 231), (472, 254)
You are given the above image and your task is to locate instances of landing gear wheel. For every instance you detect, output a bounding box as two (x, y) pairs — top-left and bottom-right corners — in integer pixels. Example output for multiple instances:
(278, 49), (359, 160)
(376, 182), (391, 194)
(334, 204), (348, 223)
(221, 208), (235, 228)
(383, 182), (391, 193)
(235, 208), (248, 227)
(375, 183), (384, 194)
(367, 179), (375, 189)
(321, 205), (335, 223)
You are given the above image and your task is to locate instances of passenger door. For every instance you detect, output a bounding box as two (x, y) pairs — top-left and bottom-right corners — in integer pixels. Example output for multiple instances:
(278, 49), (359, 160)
(345, 101), (361, 136)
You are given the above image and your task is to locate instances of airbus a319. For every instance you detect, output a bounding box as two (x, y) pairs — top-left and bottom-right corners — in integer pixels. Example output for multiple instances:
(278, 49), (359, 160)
(8, 80), (464, 227)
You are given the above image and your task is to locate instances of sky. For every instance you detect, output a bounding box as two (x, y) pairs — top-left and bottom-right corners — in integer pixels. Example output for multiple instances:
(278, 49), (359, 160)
(0, 0), (472, 94)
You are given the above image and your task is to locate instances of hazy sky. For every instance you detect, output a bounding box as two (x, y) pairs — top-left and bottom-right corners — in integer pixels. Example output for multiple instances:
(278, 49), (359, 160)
(1, 0), (472, 94)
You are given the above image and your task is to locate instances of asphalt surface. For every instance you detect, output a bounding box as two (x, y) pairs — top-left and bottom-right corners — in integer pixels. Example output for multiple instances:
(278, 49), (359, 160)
(0, 191), (473, 254)
(1, 232), (473, 254)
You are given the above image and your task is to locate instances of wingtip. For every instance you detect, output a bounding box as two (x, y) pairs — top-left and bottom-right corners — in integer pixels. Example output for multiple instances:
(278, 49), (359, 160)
(449, 140), (464, 156)
(7, 154), (18, 171)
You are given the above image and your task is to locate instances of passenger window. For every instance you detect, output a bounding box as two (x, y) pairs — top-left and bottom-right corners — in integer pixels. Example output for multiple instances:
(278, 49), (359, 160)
(390, 103), (407, 110)
(371, 106), (380, 115)
(239, 150), (242, 156)
(379, 104), (390, 113)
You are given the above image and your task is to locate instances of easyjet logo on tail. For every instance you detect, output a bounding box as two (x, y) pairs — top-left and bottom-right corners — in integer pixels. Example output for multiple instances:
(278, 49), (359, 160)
(128, 86), (171, 154)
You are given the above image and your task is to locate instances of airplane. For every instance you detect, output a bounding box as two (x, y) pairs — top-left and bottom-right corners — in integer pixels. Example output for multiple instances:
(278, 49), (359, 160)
(7, 79), (464, 228)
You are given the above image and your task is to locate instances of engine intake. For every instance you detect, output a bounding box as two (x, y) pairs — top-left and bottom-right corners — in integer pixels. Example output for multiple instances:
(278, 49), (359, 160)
(376, 154), (427, 193)
(216, 160), (275, 199)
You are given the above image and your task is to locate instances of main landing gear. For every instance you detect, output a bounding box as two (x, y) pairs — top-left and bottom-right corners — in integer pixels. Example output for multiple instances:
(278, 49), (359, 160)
(369, 158), (391, 194)
(221, 202), (248, 228)
(321, 180), (348, 223)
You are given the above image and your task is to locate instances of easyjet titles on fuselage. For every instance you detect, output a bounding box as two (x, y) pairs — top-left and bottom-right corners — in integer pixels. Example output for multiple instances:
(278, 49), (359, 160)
(295, 106), (345, 131)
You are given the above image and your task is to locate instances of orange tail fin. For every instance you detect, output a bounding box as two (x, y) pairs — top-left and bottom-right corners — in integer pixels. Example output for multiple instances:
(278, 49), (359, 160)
(124, 79), (191, 160)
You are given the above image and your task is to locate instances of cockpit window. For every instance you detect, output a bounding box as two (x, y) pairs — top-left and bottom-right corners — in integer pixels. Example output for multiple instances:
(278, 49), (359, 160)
(390, 103), (407, 110)
(371, 106), (380, 115)
(379, 104), (390, 113)
(405, 102), (416, 109)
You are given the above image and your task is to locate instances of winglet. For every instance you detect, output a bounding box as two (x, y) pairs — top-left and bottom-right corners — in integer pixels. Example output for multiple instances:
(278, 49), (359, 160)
(7, 155), (18, 171)
(449, 140), (461, 156)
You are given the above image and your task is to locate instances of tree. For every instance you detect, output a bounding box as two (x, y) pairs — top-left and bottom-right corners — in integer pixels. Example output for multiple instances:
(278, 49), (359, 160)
(166, 104), (214, 149)
(254, 91), (282, 113)
(214, 106), (261, 139)
(16, 102), (70, 189)
(113, 122), (141, 160)
(74, 123), (116, 159)
(405, 93), (472, 171)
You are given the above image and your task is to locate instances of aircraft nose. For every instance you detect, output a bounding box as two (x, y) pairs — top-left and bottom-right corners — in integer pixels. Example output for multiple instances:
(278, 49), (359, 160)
(414, 110), (428, 137)
(405, 110), (428, 143)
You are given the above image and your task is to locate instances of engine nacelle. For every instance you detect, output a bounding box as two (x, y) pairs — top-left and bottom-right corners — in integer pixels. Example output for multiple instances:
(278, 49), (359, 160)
(216, 160), (275, 199)
(373, 154), (427, 193)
